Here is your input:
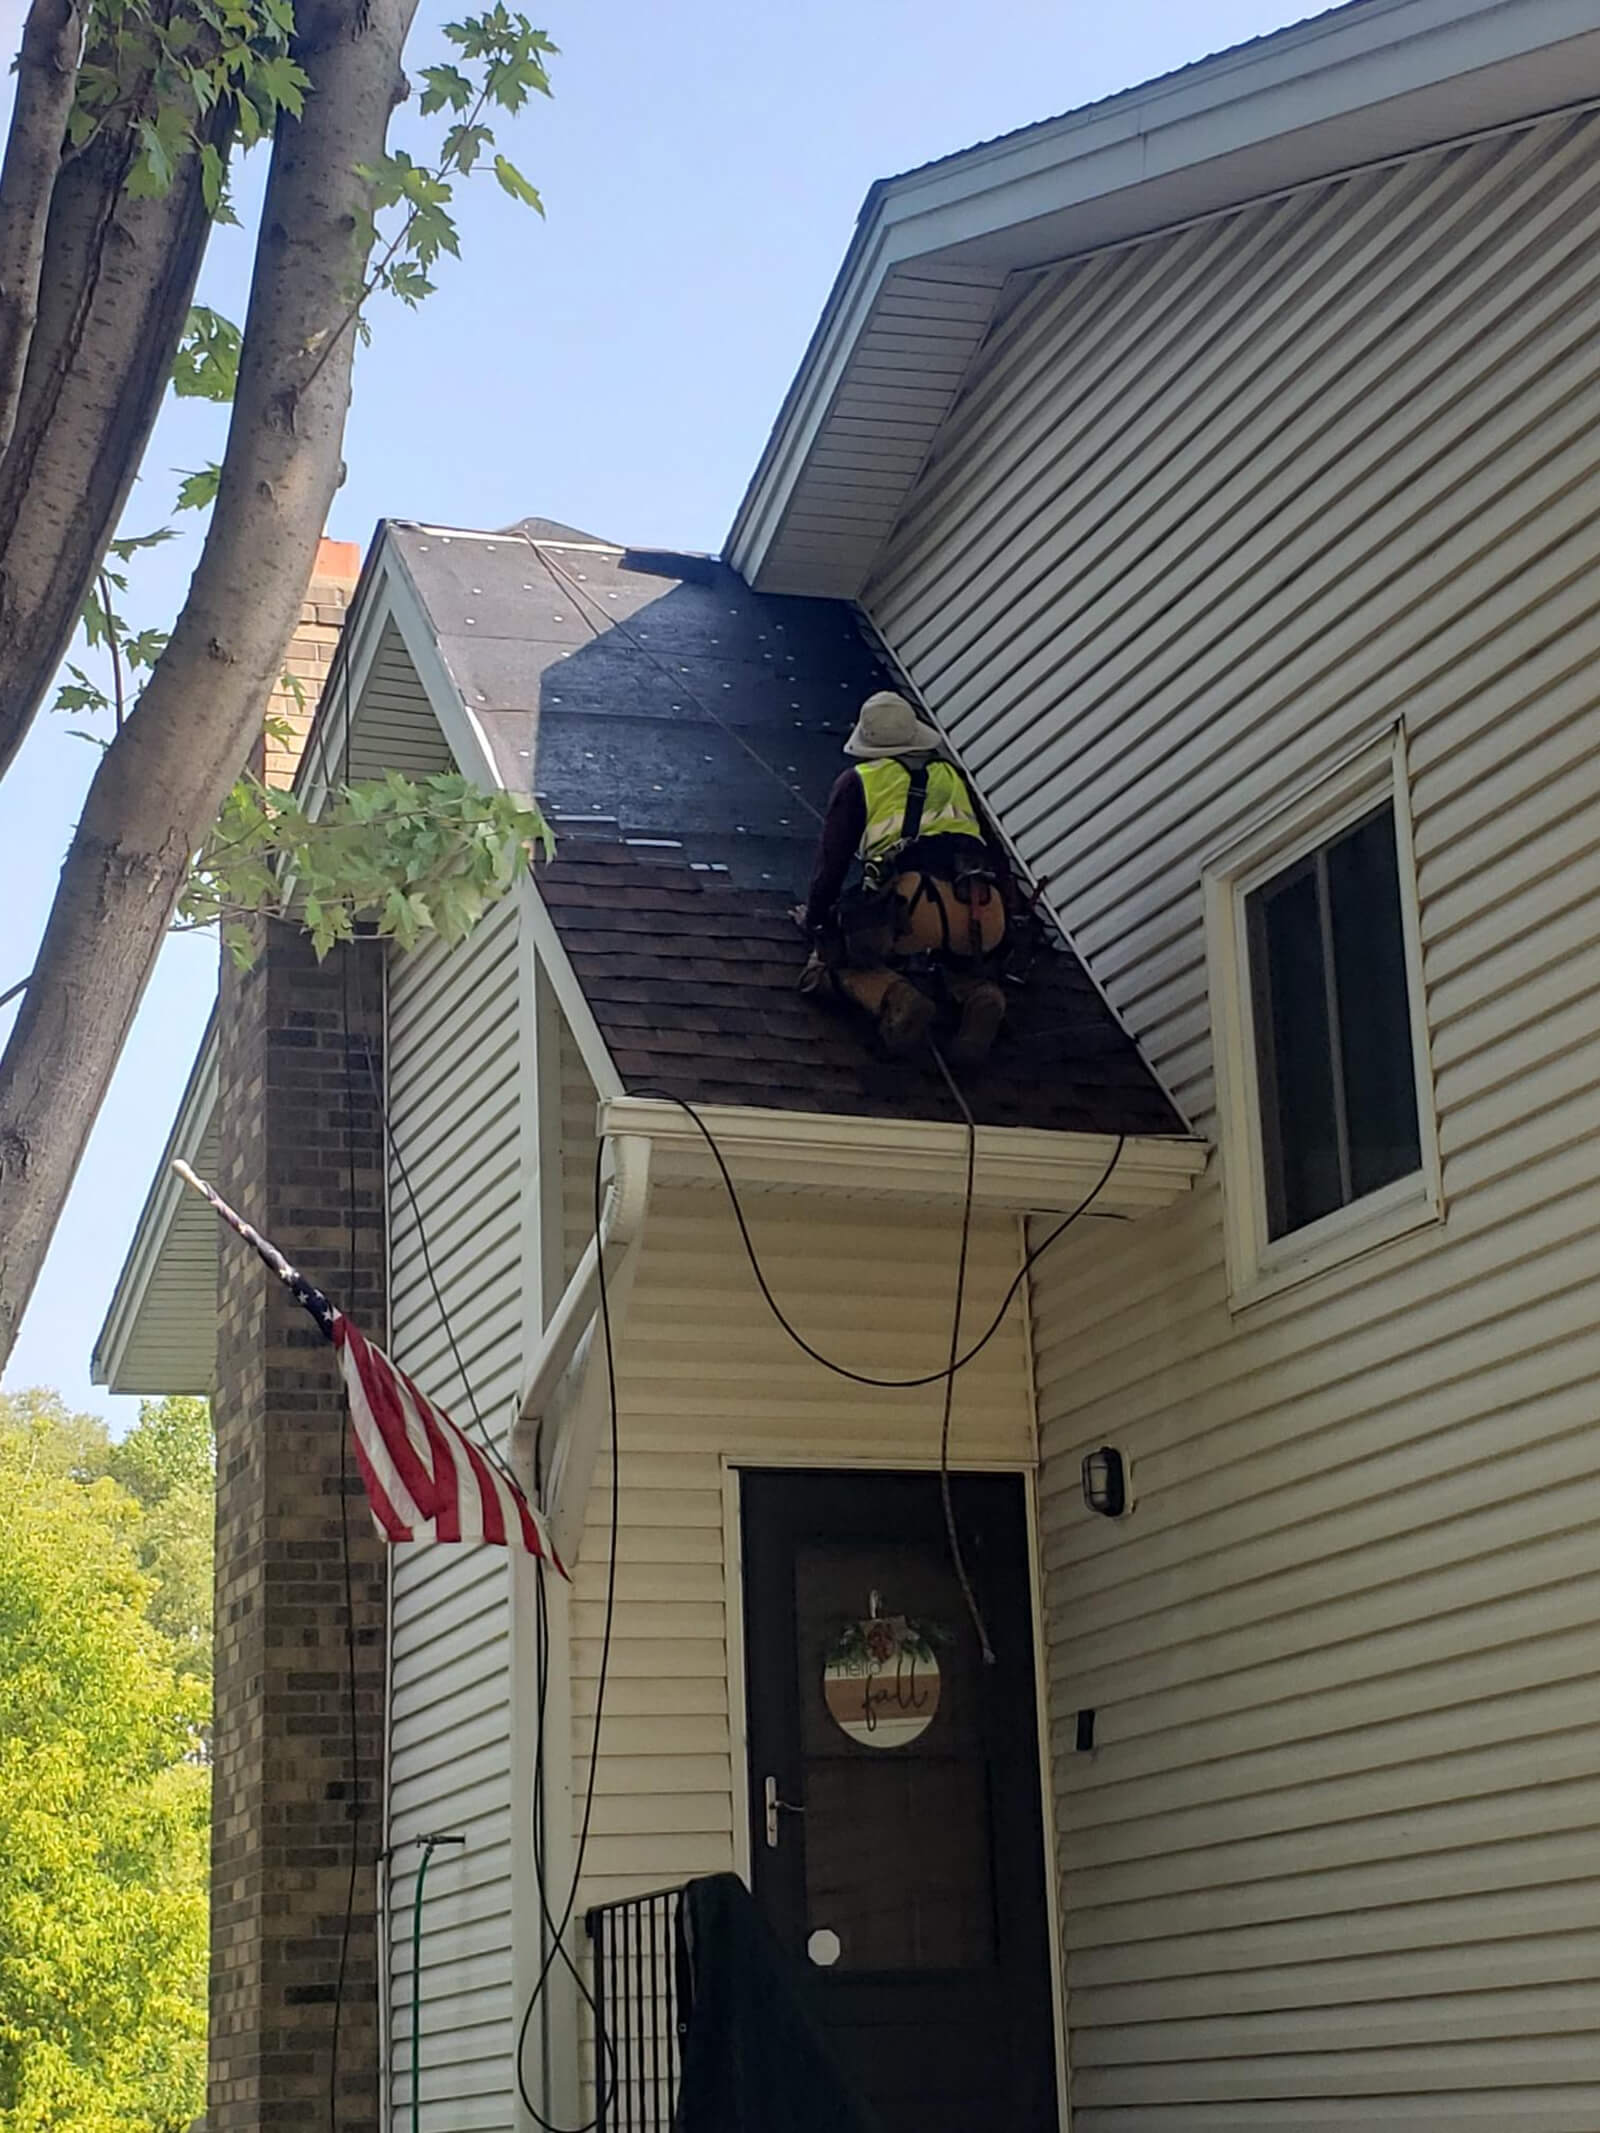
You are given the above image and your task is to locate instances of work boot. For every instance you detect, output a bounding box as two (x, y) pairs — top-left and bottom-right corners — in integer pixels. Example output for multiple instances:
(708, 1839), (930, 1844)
(877, 976), (936, 1056)
(948, 980), (1006, 1066)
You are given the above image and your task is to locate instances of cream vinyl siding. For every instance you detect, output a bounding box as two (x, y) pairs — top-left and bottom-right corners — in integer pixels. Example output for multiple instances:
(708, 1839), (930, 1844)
(865, 110), (1600, 2128)
(385, 894), (526, 2133)
(567, 1180), (1034, 1939)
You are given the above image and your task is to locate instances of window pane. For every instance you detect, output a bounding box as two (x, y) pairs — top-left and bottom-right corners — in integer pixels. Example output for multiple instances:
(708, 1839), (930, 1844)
(1249, 862), (1343, 1238)
(1328, 807), (1422, 1198)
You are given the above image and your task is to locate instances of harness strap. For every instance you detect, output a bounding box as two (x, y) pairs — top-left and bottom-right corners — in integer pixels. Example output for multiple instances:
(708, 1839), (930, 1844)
(900, 760), (929, 846)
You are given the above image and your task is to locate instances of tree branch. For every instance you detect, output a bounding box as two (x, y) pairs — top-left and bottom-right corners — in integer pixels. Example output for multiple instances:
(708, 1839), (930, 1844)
(96, 571), (127, 728)
(0, 0), (421, 1371)
(0, 101), (224, 784)
(0, 0), (87, 457)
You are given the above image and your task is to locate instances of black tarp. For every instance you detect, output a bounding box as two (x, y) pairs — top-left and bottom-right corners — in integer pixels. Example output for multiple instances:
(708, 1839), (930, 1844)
(673, 1874), (885, 2133)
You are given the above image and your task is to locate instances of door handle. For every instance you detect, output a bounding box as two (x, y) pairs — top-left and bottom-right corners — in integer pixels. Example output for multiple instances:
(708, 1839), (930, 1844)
(764, 1774), (805, 1850)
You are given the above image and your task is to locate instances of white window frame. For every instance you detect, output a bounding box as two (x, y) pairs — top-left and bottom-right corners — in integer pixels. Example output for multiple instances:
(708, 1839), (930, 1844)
(1204, 725), (1443, 1310)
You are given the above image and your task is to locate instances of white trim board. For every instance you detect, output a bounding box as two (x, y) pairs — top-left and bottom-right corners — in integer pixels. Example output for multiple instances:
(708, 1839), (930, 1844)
(1204, 724), (1445, 1309)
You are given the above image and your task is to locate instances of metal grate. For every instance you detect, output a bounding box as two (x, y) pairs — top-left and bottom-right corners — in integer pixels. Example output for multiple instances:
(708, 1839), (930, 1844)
(586, 1886), (688, 2131)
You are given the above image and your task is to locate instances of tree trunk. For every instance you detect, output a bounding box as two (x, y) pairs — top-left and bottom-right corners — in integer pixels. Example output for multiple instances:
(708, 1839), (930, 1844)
(0, 96), (223, 782)
(0, 0), (419, 1373)
(0, 0), (87, 456)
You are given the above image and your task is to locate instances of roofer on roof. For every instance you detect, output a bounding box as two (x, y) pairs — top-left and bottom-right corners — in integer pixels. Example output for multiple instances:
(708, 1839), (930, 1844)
(799, 691), (1016, 1066)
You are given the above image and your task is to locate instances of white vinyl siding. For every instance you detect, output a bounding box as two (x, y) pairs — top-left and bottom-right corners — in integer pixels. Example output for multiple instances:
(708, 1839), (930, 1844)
(866, 109), (1600, 2128)
(385, 893), (527, 2132)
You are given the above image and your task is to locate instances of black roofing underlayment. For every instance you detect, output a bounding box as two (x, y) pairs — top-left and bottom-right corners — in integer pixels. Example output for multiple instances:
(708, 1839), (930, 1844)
(392, 520), (1182, 1136)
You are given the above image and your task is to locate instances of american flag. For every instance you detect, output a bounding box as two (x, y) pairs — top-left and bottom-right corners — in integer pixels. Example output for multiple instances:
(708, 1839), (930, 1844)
(335, 1314), (562, 1568)
(172, 1158), (562, 1570)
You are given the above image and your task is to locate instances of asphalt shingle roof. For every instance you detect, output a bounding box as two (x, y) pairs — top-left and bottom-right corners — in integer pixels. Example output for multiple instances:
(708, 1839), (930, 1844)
(392, 521), (1183, 1138)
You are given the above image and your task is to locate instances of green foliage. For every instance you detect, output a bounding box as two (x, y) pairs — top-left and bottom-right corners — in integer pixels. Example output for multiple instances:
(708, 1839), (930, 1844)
(52, 567), (169, 727)
(109, 1400), (215, 1685)
(181, 768), (553, 963)
(51, 666), (110, 720)
(354, 9), (553, 312)
(68, 0), (310, 207)
(173, 463), (222, 513)
(171, 306), (242, 402)
(44, 3), (556, 980)
(0, 1393), (210, 2132)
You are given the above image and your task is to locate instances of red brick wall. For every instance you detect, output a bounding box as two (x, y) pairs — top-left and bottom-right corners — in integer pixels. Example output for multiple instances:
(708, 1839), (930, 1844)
(264, 537), (363, 791)
(212, 920), (388, 2131)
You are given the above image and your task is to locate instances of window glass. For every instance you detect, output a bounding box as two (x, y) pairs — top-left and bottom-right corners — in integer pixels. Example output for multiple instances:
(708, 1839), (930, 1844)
(1246, 804), (1421, 1242)
(1329, 808), (1423, 1198)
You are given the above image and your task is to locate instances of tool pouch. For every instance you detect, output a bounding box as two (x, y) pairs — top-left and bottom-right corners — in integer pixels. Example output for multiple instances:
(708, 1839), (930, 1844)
(835, 878), (899, 968)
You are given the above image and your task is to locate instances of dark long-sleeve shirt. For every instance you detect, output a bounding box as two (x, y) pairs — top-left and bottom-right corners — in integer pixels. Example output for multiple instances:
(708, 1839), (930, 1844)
(803, 770), (869, 933)
(802, 763), (1012, 933)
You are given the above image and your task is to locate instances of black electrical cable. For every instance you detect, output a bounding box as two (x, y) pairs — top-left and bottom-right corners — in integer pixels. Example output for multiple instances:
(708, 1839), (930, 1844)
(0, 974), (29, 1010)
(514, 1133), (622, 2132)
(928, 1047), (994, 1665)
(359, 1042), (516, 1477)
(632, 1086), (1126, 1390)
(349, 999), (618, 2128)
(515, 1554), (617, 2129)
(330, 673), (363, 2133)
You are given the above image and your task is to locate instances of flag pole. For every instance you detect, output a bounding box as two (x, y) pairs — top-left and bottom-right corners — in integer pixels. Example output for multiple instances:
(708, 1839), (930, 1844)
(172, 1158), (338, 1340)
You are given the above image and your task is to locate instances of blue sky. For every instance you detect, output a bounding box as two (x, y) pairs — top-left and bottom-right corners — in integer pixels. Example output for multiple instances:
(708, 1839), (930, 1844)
(0, 0), (1324, 1422)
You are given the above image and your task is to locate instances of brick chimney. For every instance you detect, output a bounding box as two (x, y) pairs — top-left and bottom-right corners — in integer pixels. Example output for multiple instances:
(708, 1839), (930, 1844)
(209, 526), (387, 2131)
(264, 536), (363, 789)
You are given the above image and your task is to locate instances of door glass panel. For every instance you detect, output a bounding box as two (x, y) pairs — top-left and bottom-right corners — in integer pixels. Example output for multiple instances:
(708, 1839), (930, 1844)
(794, 1540), (993, 1973)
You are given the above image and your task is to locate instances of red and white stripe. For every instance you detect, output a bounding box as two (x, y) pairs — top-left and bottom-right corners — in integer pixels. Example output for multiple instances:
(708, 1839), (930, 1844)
(334, 1313), (564, 1571)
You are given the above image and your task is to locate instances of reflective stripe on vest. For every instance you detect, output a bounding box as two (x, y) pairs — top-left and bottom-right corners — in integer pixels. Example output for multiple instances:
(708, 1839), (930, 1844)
(855, 757), (984, 871)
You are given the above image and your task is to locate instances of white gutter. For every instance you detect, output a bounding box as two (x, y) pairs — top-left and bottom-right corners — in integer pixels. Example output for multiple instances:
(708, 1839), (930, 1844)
(600, 1096), (1207, 1216)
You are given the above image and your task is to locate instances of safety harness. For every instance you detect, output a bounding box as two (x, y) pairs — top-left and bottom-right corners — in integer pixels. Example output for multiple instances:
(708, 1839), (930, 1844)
(841, 757), (1003, 968)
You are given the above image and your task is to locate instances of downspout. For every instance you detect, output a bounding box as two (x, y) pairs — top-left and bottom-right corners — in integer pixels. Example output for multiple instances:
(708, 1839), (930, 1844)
(513, 1129), (653, 1567)
(510, 1128), (652, 2128)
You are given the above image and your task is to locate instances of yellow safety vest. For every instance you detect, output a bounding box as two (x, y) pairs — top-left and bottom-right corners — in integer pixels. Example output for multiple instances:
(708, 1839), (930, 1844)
(856, 757), (984, 874)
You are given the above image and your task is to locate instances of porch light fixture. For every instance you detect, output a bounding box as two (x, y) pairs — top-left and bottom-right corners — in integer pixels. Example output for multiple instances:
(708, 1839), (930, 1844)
(1081, 1445), (1129, 1519)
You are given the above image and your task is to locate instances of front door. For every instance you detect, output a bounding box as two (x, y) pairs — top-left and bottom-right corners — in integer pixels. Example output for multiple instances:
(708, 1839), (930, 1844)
(741, 1469), (1058, 2133)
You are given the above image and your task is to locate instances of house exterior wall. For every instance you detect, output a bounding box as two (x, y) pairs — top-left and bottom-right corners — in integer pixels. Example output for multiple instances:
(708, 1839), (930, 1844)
(566, 1170), (1039, 2099)
(864, 109), (1600, 2127)
(384, 893), (530, 2132)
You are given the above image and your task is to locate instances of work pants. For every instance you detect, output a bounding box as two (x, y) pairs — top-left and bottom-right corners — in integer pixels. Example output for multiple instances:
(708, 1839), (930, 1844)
(832, 870), (1006, 1022)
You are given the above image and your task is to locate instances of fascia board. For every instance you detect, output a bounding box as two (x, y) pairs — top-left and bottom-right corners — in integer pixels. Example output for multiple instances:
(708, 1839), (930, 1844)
(598, 1096), (1207, 1216)
(92, 1010), (219, 1390)
(517, 872), (623, 1104)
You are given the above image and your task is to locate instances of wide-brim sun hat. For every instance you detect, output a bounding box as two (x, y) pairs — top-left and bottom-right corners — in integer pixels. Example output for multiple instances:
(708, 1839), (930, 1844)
(844, 690), (944, 758)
